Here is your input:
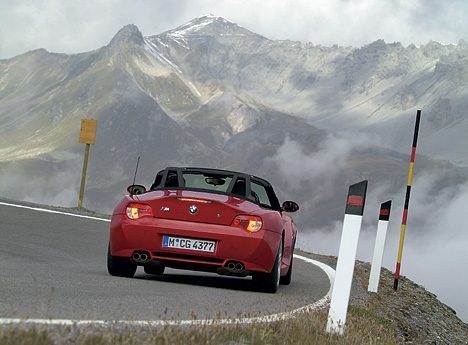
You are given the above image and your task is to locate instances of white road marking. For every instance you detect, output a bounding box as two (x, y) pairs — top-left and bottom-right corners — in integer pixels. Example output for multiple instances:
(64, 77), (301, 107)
(0, 201), (110, 222)
(0, 201), (335, 327)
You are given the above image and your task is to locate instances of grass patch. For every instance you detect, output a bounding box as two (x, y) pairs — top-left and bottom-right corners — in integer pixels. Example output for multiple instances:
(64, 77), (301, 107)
(0, 328), (55, 345)
(0, 309), (408, 345)
(348, 305), (393, 327)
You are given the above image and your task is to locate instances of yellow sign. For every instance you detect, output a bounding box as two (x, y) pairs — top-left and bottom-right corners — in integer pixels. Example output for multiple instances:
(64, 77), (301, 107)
(79, 118), (97, 145)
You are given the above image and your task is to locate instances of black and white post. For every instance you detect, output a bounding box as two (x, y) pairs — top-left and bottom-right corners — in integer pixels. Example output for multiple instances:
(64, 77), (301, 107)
(368, 200), (392, 293)
(326, 180), (368, 335)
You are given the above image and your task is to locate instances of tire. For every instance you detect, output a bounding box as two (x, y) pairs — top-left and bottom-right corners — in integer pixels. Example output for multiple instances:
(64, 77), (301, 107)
(144, 265), (165, 275)
(107, 243), (137, 278)
(280, 253), (293, 285)
(253, 238), (283, 293)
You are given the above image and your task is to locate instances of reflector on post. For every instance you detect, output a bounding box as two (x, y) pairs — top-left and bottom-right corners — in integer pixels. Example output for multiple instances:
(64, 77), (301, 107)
(347, 195), (364, 206)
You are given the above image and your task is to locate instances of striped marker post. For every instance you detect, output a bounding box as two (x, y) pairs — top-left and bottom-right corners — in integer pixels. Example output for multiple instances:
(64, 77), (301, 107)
(394, 110), (421, 291)
(368, 200), (392, 293)
(327, 180), (368, 335)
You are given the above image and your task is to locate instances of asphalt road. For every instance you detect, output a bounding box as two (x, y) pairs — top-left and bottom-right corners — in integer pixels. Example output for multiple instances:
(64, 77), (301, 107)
(0, 201), (332, 322)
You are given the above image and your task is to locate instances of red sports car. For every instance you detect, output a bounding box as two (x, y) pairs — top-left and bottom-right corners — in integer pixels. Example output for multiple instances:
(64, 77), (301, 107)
(107, 167), (299, 293)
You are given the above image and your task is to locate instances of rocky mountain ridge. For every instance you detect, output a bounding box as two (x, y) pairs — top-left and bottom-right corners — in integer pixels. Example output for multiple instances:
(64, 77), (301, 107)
(148, 15), (468, 164)
(0, 14), (466, 215)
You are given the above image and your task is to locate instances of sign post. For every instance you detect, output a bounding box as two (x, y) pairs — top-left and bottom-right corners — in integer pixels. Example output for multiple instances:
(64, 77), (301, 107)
(326, 180), (368, 335)
(368, 200), (392, 293)
(78, 118), (97, 208)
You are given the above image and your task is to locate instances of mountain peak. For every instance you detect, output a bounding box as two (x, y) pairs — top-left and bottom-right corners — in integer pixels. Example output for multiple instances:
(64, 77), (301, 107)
(180, 13), (235, 29)
(109, 24), (144, 46)
(161, 14), (260, 39)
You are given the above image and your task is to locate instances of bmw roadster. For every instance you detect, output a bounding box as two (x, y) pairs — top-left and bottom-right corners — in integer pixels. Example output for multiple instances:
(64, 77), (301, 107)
(107, 167), (299, 293)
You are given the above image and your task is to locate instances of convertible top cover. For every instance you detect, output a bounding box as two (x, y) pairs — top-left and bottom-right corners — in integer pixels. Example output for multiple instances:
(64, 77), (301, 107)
(149, 167), (282, 211)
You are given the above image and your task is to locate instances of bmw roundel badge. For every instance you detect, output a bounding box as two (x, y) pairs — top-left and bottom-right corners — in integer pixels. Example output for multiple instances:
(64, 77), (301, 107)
(189, 205), (198, 214)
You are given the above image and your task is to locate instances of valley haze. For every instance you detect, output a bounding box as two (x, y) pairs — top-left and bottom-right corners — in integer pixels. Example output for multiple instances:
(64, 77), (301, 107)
(0, 14), (467, 323)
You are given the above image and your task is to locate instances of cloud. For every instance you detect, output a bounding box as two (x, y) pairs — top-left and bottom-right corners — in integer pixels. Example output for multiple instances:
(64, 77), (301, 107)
(1, 0), (467, 59)
(278, 132), (468, 321)
(386, 176), (468, 322)
(0, 160), (81, 207)
(270, 132), (376, 197)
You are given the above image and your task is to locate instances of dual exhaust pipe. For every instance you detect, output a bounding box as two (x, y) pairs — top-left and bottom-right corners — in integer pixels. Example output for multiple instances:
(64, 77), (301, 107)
(132, 251), (150, 263)
(225, 261), (245, 273)
(217, 260), (248, 277)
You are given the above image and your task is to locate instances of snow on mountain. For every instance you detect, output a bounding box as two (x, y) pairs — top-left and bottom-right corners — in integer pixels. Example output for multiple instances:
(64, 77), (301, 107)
(162, 13), (255, 39)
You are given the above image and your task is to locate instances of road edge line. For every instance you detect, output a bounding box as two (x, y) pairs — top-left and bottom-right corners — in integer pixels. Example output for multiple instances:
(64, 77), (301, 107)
(0, 201), (110, 222)
(0, 255), (334, 327)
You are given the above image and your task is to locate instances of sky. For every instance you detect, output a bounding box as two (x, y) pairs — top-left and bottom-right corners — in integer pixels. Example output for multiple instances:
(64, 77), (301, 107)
(1, 0), (468, 59)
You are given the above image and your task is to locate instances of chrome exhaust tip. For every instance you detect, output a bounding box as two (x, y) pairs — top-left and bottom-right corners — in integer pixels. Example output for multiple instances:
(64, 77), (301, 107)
(217, 261), (249, 277)
(131, 251), (150, 263)
(225, 261), (245, 273)
(140, 253), (148, 262)
(132, 253), (141, 261)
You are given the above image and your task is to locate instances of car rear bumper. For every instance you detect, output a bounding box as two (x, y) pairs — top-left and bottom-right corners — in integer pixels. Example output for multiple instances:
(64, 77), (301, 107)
(109, 214), (281, 274)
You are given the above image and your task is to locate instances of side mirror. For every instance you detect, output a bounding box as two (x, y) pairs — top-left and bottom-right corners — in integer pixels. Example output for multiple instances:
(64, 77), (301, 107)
(127, 185), (146, 195)
(282, 201), (299, 213)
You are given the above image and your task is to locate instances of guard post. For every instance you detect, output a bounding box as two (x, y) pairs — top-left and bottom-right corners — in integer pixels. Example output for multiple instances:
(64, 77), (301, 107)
(368, 200), (392, 293)
(326, 180), (368, 335)
(78, 118), (97, 208)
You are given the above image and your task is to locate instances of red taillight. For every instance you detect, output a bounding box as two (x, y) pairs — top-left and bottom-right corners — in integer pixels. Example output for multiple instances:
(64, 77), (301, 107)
(232, 215), (263, 233)
(126, 203), (153, 219)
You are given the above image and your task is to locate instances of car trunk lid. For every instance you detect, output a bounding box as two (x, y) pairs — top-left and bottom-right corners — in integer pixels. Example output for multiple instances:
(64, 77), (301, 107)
(135, 190), (259, 226)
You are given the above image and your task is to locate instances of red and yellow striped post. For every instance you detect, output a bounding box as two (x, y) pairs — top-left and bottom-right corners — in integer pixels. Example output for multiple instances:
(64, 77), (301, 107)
(394, 110), (421, 290)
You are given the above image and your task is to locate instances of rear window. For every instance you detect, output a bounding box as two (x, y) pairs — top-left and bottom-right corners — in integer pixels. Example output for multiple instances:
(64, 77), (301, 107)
(149, 168), (282, 211)
(182, 171), (233, 193)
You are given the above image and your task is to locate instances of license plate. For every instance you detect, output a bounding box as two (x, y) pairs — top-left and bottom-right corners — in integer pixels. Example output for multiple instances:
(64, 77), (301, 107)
(162, 236), (215, 253)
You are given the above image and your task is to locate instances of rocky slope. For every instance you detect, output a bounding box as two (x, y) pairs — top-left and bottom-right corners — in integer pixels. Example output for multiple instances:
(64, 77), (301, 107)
(351, 260), (468, 344)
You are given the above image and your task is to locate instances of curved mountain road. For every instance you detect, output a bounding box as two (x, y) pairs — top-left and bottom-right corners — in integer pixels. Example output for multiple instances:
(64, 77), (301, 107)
(0, 201), (333, 323)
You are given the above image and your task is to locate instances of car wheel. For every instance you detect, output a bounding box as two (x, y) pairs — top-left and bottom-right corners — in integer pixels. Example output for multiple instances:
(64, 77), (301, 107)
(253, 238), (282, 293)
(144, 265), (165, 275)
(280, 253), (293, 285)
(107, 243), (137, 278)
